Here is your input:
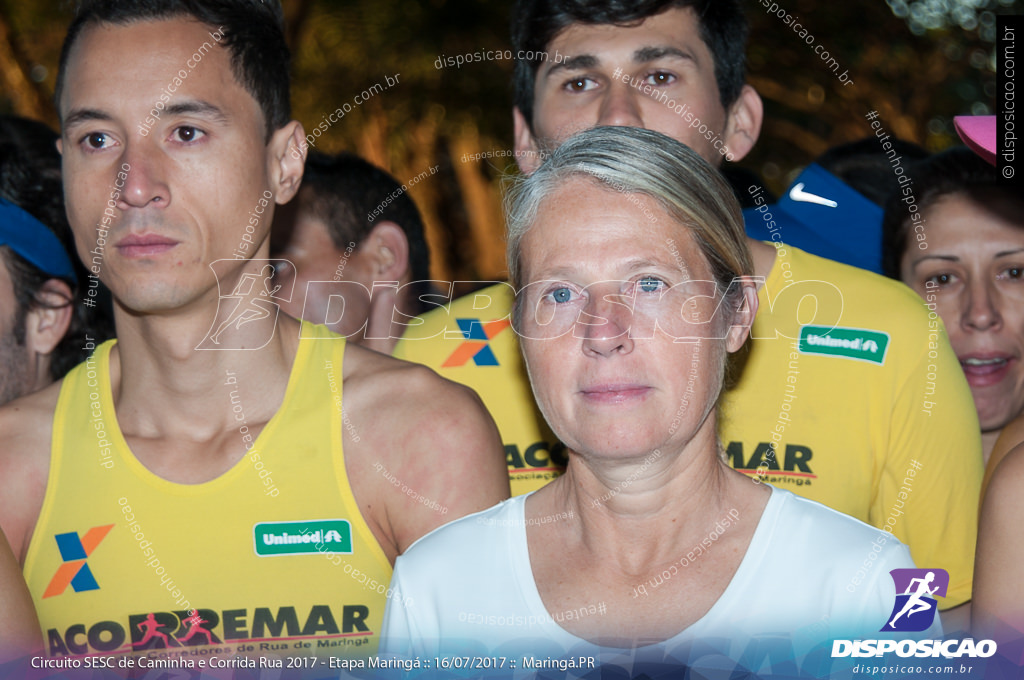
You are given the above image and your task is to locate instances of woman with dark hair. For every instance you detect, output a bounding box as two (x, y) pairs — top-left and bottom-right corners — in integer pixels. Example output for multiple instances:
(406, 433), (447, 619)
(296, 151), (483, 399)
(881, 145), (1024, 639)
(882, 147), (1024, 466)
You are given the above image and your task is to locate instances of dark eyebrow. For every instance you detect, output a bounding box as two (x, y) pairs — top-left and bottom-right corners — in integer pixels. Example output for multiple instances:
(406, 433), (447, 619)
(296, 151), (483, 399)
(542, 45), (696, 83)
(162, 100), (231, 124)
(63, 100), (230, 132)
(911, 247), (1024, 270)
(911, 255), (958, 271)
(634, 45), (696, 65)
(544, 54), (599, 80)
(63, 108), (113, 130)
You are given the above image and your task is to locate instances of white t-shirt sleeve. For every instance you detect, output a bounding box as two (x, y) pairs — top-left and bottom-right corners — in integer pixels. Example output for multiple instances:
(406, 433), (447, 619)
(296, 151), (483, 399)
(826, 533), (943, 641)
(380, 554), (435, 659)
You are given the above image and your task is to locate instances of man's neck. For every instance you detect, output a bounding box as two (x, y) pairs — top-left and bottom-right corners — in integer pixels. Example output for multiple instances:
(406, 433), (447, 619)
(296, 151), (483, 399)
(355, 282), (408, 355)
(109, 310), (300, 441)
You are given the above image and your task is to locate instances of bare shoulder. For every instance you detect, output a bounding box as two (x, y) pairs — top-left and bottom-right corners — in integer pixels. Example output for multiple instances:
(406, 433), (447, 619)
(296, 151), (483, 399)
(0, 381), (61, 561)
(342, 342), (496, 436)
(975, 440), (1024, 636)
(341, 343), (509, 558)
(986, 442), (1024, 509)
(991, 415), (1024, 472)
(978, 442), (1024, 564)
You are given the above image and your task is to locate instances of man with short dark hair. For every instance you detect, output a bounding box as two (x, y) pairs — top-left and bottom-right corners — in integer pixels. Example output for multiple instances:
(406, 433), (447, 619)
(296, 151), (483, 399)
(0, 0), (507, 664)
(271, 152), (433, 355)
(396, 0), (982, 626)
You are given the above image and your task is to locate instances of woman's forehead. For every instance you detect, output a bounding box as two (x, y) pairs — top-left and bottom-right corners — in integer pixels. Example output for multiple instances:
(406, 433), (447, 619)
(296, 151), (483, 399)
(523, 226), (708, 284)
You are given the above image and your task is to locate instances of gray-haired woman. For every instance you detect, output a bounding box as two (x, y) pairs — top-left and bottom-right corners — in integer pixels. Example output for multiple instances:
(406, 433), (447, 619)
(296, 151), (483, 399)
(381, 126), (929, 664)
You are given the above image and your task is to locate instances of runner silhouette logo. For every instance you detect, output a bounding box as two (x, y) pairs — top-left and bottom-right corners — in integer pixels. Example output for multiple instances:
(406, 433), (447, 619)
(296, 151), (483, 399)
(198, 259), (294, 351)
(881, 568), (949, 632)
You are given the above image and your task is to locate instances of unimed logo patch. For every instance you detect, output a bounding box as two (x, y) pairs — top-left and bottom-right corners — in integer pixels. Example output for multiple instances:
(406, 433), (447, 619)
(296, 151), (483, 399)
(798, 325), (890, 365)
(253, 520), (352, 556)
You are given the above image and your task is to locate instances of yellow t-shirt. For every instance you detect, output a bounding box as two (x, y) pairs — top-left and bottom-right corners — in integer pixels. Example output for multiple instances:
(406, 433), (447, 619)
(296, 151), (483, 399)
(394, 284), (564, 495)
(394, 247), (982, 608)
(24, 322), (393, 664)
(720, 245), (981, 609)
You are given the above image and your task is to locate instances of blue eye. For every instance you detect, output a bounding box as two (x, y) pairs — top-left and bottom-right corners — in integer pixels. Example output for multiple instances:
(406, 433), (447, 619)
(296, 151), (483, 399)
(637, 277), (665, 293)
(550, 287), (573, 303)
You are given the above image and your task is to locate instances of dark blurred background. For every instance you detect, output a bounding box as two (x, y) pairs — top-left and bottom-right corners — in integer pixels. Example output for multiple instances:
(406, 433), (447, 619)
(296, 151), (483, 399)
(0, 0), (1015, 285)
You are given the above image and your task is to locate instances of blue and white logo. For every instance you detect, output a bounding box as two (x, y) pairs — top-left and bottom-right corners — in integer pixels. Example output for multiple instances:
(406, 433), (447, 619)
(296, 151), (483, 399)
(881, 568), (948, 632)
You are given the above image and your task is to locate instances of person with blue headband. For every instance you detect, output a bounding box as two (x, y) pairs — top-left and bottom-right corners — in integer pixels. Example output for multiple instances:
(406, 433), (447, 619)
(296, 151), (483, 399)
(0, 199), (77, 404)
(0, 115), (102, 408)
(0, 199), (77, 282)
(0, 115), (91, 667)
(745, 137), (929, 275)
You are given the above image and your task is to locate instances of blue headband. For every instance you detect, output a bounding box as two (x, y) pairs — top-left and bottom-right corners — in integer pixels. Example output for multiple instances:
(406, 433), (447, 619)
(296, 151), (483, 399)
(0, 198), (78, 283)
(743, 164), (885, 274)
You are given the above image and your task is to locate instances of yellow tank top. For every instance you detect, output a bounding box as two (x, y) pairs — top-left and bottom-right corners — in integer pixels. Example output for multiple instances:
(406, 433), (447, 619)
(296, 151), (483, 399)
(23, 321), (392, 667)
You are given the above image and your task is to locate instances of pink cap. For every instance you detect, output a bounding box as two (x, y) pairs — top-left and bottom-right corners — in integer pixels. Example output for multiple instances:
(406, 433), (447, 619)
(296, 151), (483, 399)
(953, 115), (997, 166)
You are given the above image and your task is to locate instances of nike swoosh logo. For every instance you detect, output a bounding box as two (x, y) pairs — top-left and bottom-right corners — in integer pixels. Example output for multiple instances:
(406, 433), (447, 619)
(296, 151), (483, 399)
(789, 183), (838, 208)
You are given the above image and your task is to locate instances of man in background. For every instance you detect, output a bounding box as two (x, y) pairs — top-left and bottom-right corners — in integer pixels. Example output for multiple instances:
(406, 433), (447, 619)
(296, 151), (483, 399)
(271, 151), (433, 355)
(744, 137), (929, 274)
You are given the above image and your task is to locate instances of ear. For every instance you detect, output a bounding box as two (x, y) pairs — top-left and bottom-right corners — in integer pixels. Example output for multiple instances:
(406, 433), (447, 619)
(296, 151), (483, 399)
(267, 120), (307, 205)
(362, 221), (410, 281)
(721, 85), (763, 164)
(24, 278), (74, 370)
(724, 278), (759, 352)
(513, 106), (544, 174)
(359, 222), (410, 353)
